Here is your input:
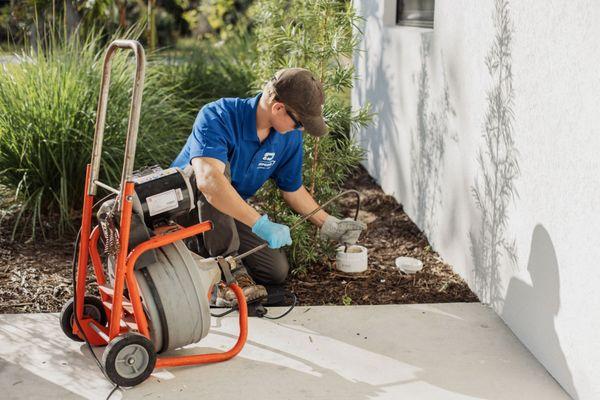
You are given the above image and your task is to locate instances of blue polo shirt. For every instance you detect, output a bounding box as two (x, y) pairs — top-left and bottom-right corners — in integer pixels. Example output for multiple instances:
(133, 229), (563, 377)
(171, 93), (304, 200)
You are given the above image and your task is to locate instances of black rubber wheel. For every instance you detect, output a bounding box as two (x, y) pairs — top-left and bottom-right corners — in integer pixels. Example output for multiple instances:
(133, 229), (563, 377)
(59, 296), (107, 342)
(102, 333), (156, 387)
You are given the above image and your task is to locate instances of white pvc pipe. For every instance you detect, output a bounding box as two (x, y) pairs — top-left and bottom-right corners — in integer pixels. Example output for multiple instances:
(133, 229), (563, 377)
(335, 245), (368, 273)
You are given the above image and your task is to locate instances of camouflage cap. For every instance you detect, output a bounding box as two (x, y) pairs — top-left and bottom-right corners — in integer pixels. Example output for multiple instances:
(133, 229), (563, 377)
(270, 68), (328, 137)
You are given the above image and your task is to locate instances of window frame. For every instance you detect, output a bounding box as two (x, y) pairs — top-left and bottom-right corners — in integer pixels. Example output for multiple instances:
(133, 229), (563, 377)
(396, 0), (435, 29)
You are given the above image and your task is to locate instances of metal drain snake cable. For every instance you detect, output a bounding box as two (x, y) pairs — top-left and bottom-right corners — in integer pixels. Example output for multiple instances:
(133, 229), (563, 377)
(212, 189), (361, 320)
(70, 193), (120, 400)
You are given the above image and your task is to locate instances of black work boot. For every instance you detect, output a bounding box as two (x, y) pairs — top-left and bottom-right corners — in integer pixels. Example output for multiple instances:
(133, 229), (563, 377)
(216, 271), (267, 307)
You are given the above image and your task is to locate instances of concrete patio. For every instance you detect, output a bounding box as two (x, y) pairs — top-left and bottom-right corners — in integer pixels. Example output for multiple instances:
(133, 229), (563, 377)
(0, 303), (569, 400)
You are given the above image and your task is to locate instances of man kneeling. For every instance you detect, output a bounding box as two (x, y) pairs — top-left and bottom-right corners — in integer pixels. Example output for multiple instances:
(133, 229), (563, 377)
(171, 68), (365, 306)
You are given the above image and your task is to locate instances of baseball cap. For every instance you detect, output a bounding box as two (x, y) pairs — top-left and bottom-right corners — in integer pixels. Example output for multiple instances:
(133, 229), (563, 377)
(269, 68), (328, 137)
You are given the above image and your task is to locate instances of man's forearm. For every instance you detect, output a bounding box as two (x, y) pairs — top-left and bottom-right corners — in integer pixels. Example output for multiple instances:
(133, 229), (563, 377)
(200, 172), (261, 227)
(192, 158), (261, 227)
(282, 185), (329, 227)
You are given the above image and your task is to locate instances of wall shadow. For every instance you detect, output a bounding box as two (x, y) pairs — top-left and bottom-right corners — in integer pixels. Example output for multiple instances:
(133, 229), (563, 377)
(502, 224), (577, 399)
(410, 36), (456, 240)
(355, 1), (456, 245)
(469, 0), (520, 308)
(352, 1), (574, 397)
(353, 0), (408, 199)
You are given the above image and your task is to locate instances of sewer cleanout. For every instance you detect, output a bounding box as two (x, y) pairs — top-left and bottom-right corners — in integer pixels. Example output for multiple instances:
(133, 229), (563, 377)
(335, 245), (368, 273)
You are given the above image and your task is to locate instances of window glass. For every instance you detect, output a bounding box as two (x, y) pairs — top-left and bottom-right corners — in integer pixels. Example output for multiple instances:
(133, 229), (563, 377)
(396, 0), (435, 28)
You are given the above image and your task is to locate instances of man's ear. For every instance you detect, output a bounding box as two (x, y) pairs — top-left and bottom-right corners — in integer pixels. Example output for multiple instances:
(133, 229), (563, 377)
(271, 101), (285, 114)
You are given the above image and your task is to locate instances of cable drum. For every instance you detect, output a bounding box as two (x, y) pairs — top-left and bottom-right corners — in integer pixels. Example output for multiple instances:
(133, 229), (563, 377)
(135, 242), (220, 353)
(101, 223), (220, 353)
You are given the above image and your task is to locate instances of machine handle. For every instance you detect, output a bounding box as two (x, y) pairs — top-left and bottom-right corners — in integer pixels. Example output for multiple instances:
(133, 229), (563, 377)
(88, 40), (146, 197)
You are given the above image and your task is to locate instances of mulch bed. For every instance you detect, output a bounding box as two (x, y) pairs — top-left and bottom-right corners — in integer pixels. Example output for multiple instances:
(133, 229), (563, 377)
(0, 167), (477, 314)
(0, 233), (74, 314)
(287, 166), (478, 305)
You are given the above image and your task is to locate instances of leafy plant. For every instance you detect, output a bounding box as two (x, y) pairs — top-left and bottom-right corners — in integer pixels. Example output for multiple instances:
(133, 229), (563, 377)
(0, 1), (188, 49)
(250, 0), (372, 272)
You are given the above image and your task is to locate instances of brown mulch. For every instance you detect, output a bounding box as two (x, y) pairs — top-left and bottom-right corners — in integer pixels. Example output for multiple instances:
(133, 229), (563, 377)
(0, 231), (74, 314)
(286, 166), (478, 305)
(0, 167), (477, 314)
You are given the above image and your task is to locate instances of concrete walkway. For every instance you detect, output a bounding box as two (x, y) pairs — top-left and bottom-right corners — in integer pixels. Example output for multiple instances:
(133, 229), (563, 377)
(0, 303), (569, 400)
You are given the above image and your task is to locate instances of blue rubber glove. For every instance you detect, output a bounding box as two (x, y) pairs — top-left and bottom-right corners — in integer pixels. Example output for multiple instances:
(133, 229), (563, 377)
(252, 215), (292, 249)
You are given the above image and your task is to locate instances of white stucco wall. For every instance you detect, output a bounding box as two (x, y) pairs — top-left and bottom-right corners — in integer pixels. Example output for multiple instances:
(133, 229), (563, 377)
(352, 1), (600, 398)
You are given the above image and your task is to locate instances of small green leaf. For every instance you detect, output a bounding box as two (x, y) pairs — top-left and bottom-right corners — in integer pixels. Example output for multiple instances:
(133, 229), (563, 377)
(342, 295), (352, 306)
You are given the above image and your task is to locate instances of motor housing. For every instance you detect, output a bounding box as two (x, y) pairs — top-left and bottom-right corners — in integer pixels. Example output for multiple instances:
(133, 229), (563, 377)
(131, 166), (195, 228)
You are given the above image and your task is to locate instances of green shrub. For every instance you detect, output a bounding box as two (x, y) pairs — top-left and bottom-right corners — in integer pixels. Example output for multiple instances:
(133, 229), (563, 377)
(251, 0), (372, 272)
(0, 30), (189, 239)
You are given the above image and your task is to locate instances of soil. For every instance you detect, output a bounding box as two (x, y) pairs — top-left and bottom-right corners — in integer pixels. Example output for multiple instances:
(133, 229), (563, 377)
(0, 167), (478, 314)
(286, 166), (478, 306)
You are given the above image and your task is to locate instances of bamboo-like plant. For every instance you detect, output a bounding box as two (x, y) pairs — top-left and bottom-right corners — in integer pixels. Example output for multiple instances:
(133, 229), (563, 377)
(250, 0), (372, 272)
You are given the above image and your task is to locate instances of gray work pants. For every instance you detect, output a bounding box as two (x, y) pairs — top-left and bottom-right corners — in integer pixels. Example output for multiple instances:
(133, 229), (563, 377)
(181, 166), (289, 285)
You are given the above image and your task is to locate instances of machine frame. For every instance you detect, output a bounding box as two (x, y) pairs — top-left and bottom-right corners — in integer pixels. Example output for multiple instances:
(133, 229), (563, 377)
(68, 39), (248, 375)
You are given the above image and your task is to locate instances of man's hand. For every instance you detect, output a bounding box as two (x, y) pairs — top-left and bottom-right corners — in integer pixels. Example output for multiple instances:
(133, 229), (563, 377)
(252, 215), (292, 249)
(320, 216), (366, 245)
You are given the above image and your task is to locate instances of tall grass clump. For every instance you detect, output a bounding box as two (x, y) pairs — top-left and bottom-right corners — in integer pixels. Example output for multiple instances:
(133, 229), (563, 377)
(156, 33), (257, 113)
(0, 29), (190, 239)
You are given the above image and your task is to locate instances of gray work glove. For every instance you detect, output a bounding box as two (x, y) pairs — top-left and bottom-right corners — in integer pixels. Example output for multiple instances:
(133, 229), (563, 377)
(320, 215), (366, 245)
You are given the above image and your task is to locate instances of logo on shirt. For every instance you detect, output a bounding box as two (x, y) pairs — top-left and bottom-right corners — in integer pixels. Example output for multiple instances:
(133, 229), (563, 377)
(258, 152), (276, 169)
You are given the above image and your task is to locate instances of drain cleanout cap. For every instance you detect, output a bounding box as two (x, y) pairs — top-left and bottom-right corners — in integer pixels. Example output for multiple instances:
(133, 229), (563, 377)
(394, 257), (423, 274)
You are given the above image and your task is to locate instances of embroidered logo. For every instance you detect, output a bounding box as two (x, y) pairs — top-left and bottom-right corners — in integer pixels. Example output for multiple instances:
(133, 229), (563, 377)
(258, 152), (276, 169)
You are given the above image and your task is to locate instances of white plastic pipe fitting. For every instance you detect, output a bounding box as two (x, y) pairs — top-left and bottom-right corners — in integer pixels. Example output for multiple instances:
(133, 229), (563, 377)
(335, 245), (368, 273)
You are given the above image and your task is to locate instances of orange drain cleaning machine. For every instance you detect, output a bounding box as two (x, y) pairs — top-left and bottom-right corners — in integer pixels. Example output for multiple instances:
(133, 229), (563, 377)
(59, 40), (248, 387)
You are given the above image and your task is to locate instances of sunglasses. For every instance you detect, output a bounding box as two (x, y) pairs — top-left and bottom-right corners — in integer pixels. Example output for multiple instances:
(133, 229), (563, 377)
(285, 108), (303, 130)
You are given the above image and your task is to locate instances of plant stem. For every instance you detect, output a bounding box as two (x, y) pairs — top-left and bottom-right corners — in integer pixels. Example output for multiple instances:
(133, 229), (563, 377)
(309, 3), (329, 196)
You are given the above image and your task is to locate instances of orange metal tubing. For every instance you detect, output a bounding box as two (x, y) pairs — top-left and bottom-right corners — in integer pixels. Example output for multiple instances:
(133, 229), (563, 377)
(77, 318), (110, 346)
(155, 284), (248, 369)
(89, 226), (107, 287)
(126, 221), (213, 267)
(76, 165), (94, 320)
(125, 265), (149, 338)
(108, 182), (135, 339)
(77, 173), (248, 366)
(120, 219), (248, 369)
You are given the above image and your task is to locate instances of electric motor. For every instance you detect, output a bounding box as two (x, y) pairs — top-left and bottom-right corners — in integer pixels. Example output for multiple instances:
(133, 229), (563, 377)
(131, 166), (195, 228)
